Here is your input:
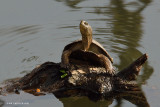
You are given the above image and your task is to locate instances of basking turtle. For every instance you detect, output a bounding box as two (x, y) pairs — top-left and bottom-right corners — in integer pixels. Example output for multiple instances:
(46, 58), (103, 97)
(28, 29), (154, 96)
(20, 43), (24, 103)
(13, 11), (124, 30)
(61, 20), (113, 71)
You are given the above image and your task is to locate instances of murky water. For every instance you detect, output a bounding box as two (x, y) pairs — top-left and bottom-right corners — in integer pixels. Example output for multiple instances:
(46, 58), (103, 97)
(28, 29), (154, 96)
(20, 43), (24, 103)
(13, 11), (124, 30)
(0, 0), (160, 107)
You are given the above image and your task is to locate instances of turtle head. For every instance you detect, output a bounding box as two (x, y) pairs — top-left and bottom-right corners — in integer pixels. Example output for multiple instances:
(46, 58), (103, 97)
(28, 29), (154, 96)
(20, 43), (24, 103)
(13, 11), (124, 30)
(80, 20), (92, 51)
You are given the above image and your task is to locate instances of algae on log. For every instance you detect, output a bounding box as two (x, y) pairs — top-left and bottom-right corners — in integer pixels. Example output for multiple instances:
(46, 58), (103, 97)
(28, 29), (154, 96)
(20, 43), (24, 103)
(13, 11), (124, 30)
(0, 54), (149, 106)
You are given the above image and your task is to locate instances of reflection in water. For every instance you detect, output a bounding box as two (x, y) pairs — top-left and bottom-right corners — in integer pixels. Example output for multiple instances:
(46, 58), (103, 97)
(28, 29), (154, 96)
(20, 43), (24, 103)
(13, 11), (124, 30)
(57, 96), (112, 107)
(55, 0), (154, 107)
(105, 0), (154, 93)
(55, 0), (84, 9)
(55, 89), (149, 107)
(92, 0), (153, 106)
(107, 0), (151, 69)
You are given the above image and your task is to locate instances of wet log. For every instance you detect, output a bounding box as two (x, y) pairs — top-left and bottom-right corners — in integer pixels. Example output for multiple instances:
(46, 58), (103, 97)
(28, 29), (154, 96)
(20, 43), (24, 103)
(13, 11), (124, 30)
(0, 54), (147, 94)
(0, 54), (149, 106)
(117, 53), (148, 80)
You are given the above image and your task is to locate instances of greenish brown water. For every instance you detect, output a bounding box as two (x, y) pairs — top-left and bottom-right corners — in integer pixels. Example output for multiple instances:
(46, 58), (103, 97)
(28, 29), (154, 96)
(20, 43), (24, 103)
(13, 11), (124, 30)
(0, 0), (160, 107)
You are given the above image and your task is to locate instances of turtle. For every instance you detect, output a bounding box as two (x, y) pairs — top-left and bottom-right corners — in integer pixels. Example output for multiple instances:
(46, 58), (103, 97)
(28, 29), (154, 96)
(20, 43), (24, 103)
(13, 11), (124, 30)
(61, 20), (113, 72)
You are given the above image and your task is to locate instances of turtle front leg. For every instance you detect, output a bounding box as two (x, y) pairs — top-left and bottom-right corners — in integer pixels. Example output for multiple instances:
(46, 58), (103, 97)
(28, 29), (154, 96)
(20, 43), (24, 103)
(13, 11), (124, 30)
(61, 50), (72, 69)
(98, 54), (115, 75)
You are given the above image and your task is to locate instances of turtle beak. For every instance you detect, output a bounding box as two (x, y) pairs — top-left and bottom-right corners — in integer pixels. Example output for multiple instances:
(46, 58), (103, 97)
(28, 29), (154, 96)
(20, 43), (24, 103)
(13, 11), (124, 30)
(80, 20), (84, 27)
(80, 20), (88, 26)
(80, 20), (83, 24)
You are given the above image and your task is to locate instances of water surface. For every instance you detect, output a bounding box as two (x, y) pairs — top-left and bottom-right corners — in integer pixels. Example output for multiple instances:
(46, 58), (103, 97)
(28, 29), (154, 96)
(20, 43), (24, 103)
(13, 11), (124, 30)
(0, 0), (160, 107)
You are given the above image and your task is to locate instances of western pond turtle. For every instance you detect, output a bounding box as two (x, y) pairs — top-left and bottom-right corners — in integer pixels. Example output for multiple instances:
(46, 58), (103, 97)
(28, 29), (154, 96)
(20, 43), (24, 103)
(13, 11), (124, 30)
(61, 20), (113, 72)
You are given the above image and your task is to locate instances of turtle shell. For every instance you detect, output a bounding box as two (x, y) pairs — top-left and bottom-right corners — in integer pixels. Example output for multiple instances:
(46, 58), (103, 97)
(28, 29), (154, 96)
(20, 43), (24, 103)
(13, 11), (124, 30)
(63, 39), (113, 63)
(69, 50), (104, 67)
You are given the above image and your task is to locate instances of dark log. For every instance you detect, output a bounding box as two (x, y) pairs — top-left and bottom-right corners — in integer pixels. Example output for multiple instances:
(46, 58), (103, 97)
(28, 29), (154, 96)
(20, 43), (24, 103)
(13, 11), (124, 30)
(0, 54), (149, 106)
(117, 54), (148, 80)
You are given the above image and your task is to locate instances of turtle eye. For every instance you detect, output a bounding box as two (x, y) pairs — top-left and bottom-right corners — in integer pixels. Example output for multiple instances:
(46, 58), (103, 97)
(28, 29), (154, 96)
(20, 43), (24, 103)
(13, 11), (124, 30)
(84, 22), (88, 25)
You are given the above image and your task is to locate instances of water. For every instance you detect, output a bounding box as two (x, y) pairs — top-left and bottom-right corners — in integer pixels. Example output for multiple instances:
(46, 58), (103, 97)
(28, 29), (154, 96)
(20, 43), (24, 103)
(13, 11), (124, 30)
(0, 0), (160, 107)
